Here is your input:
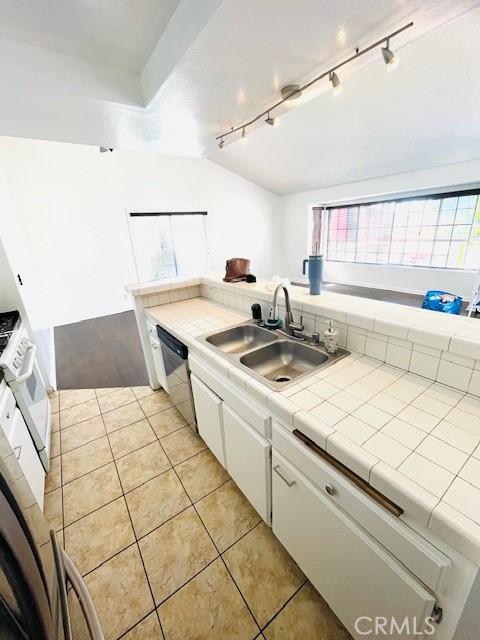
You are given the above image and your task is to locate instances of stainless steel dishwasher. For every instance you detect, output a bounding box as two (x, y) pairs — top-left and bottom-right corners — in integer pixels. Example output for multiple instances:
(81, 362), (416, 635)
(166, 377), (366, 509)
(156, 325), (197, 431)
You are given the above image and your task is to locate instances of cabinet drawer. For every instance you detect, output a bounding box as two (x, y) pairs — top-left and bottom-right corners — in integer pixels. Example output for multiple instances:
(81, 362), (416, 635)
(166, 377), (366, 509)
(189, 353), (271, 437)
(273, 451), (438, 640)
(273, 423), (449, 593)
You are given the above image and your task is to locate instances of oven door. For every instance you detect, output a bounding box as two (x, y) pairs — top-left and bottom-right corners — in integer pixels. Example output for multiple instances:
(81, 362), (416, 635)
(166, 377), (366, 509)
(10, 343), (50, 471)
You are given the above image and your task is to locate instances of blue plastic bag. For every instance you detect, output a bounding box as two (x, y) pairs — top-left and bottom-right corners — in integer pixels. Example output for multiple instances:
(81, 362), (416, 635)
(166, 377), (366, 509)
(422, 290), (462, 314)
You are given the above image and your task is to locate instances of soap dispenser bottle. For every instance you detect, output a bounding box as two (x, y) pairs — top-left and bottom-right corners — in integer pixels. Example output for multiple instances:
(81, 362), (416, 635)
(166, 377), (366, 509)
(324, 321), (339, 354)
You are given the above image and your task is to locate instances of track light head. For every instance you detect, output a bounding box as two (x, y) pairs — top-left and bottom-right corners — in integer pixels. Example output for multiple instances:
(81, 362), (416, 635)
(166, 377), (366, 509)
(99, 146), (114, 153)
(265, 112), (275, 126)
(381, 39), (396, 67)
(240, 127), (247, 145)
(219, 138), (224, 149)
(329, 71), (341, 93)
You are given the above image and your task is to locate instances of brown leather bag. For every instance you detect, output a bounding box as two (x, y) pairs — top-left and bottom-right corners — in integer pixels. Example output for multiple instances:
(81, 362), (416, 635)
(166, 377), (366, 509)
(223, 258), (251, 282)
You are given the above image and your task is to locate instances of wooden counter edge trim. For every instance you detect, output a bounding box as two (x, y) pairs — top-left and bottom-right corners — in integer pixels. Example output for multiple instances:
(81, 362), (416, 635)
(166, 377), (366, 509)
(293, 429), (404, 518)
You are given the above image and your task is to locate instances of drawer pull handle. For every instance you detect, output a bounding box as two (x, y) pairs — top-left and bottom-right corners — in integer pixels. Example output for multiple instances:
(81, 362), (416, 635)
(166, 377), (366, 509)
(13, 445), (22, 460)
(274, 465), (296, 487)
(325, 484), (336, 496)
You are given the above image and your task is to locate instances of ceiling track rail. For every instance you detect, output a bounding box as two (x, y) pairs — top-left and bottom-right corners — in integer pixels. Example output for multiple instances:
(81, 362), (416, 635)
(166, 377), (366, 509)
(216, 21), (413, 144)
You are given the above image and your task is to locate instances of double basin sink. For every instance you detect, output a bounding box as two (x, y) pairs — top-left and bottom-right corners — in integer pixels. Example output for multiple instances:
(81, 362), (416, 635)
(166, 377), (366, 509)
(202, 322), (349, 390)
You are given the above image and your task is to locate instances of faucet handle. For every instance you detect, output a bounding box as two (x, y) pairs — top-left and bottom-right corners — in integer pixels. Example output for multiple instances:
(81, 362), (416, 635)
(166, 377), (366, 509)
(289, 321), (304, 332)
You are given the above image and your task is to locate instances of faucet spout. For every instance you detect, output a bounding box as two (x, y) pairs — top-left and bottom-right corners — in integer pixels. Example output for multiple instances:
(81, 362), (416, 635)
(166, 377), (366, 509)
(272, 285), (294, 331)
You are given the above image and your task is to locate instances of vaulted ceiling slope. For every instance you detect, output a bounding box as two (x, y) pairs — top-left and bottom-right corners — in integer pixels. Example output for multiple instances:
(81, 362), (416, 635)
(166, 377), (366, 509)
(0, 0), (478, 172)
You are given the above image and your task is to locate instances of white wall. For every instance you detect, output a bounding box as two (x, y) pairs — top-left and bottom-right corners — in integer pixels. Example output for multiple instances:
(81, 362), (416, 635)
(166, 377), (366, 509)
(0, 136), (280, 327)
(281, 157), (480, 299)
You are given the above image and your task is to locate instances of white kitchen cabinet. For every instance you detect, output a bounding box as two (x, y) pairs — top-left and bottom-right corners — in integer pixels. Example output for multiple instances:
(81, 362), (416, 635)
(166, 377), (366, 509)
(272, 451), (437, 640)
(190, 373), (225, 466)
(223, 404), (271, 523)
(10, 408), (45, 509)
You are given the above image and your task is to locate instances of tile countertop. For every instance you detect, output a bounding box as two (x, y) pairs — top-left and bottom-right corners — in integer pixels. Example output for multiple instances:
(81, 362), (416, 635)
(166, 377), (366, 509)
(127, 274), (480, 363)
(144, 295), (480, 566)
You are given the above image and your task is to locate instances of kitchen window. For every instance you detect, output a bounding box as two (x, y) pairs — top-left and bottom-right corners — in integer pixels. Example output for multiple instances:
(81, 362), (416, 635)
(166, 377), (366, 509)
(128, 212), (210, 282)
(324, 189), (480, 270)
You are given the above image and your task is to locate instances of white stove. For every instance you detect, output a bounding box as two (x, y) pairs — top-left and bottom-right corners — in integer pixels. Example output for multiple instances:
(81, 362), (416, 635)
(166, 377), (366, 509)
(0, 311), (50, 472)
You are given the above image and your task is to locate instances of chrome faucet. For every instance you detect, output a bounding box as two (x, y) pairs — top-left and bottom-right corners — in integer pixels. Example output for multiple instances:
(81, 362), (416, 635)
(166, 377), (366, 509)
(272, 285), (304, 336)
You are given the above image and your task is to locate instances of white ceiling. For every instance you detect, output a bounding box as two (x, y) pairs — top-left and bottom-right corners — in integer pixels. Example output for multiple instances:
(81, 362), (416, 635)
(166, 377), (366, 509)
(0, 0), (479, 193)
(0, 0), (180, 72)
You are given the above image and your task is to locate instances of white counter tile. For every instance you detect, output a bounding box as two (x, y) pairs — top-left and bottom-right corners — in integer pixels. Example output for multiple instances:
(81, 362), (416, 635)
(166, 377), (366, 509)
(381, 418), (426, 450)
(289, 389), (323, 411)
(363, 432), (411, 468)
(443, 478), (480, 525)
(416, 435), (468, 474)
(326, 433), (379, 482)
(430, 503), (480, 565)
(352, 404), (391, 430)
(398, 452), (454, 498)
(309, 401), (347, 427)
(369, 393), (407, 416)
(293, 411), (334, 449)
(334, 415), (376, 446)
(436, 360), (472, 392)
(459, 457), (480, 490)
(432, 421), (480, 455)
(445, 407), (480, 437)
(396, 405), (440, 433)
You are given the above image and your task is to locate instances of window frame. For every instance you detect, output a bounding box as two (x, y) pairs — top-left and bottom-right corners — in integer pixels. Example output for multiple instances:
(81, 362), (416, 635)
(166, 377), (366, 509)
(127, 210), (210, 282)
(320, 187), (480, 272)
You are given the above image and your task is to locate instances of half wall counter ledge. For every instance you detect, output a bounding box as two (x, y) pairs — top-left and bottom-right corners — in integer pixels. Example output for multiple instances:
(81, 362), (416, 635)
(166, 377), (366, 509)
(125, 273), (480, 640)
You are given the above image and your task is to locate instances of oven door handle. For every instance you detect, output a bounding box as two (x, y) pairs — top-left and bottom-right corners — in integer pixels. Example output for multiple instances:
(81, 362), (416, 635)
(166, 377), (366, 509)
(62, 549), (105, 639)
(13, 343), (37, 384)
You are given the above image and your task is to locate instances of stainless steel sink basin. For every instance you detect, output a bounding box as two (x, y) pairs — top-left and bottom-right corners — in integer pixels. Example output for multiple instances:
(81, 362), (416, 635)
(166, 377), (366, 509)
(205, 324), (277, 354)
(240, 340), (329, 384)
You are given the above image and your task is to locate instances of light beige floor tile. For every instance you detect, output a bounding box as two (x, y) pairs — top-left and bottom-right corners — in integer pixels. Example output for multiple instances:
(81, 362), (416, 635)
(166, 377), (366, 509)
(60, 389), (96, 410)
(223, 523), (305, 628)
(95, 387), (123, 398)
(60, 399), (100, 429)
(158, 558), (258, 640)
(51, 412), (60, 433)
(50, 396), (59, 414)
(50, 430), (61, 458)
(132, 386), (157, 400)
(196, 481), (260, 552)
(176, 449), (230, 503)
(84, 545), (154, 640)
(61, 415), (106, 453)
(45, 455), (62, 493)
(140, 506), (218, 604)
(64, 497), (135, 575)
(160, 427), (206, 466)
(98, 387), (136, 413)
(121, 613), (164, 639)
(139, 391), (173, 417)
(125, 470), (190, 538)
(148, 406), (187, 438)
(63, 463), (122, 526)
(61, 436), (113, 484)
(263, 582), (350, 640)
(108, 419), (156, 459)
(116, 442), (171, 493)
(103, 401), (145, 433)
(44, 487), (63, 531)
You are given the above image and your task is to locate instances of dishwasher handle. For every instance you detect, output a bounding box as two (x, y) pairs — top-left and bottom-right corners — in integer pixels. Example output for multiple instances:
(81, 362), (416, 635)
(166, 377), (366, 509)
(156, 325), (188, 360)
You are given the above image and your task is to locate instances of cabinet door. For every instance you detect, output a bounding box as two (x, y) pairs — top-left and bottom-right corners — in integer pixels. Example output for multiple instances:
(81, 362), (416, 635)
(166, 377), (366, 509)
(272, 452), (436, 640)
(190, 374), (225, 466)
(150, 337), (169, 392)
(11, 410), (45, 509)
(223, 404), (271, 523)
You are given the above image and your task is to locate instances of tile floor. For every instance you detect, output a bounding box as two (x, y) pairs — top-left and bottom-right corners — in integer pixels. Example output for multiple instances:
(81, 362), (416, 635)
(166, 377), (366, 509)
(45, 386), (351, 640)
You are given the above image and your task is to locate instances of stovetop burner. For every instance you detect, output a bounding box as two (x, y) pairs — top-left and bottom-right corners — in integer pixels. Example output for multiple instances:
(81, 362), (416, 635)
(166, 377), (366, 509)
(0, 310), (19, 356)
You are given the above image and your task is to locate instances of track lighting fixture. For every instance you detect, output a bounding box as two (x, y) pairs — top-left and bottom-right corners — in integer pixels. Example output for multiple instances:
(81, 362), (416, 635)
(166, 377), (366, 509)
(216, 21), (412, 146)
(329, 71), (341, 93)
(99, 146), (114, 153)
(381, 38), (396, 66)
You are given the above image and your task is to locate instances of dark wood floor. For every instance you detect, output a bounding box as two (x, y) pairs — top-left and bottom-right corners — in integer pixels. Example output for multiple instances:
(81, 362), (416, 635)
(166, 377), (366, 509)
(55, 311), (149, 390)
